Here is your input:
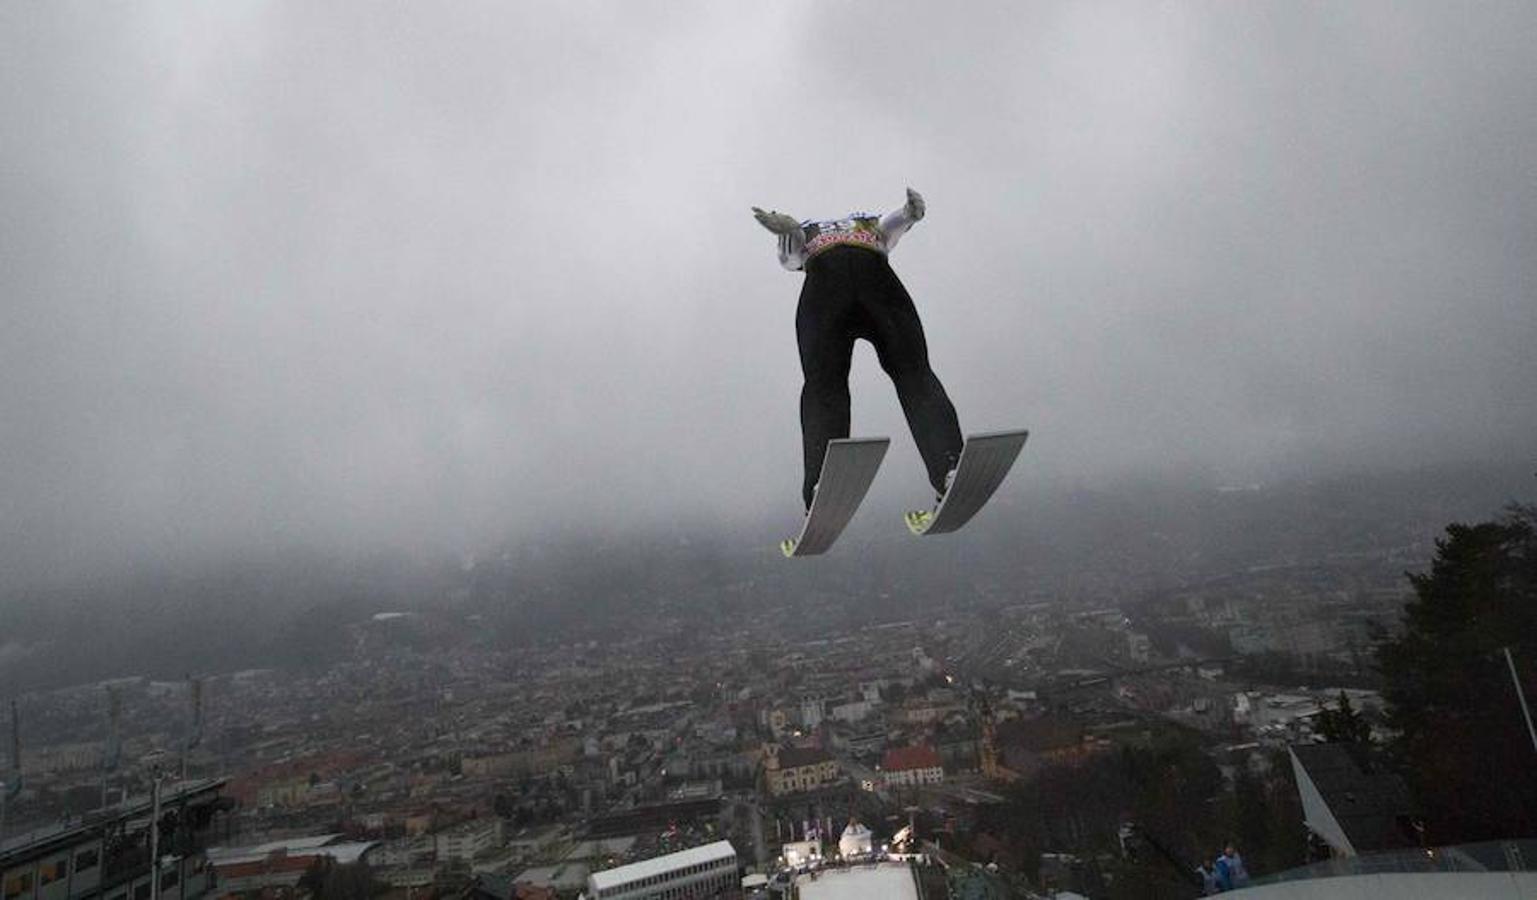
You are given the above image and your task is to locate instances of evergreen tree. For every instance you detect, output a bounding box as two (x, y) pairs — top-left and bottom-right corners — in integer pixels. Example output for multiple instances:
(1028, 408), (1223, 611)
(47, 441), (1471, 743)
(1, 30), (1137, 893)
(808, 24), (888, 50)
(1315, 691), (1372, 745)
(1375, 504), (1537, 842)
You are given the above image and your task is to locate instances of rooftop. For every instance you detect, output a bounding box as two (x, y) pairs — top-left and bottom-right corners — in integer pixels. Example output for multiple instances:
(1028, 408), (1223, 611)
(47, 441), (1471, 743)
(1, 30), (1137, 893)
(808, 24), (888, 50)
(513, 861), (590, 890)
(588, 839), (736, 892)
(777, 746), (835, 769)
(882, 745), (943, 772)
(208, 838), (377, 868)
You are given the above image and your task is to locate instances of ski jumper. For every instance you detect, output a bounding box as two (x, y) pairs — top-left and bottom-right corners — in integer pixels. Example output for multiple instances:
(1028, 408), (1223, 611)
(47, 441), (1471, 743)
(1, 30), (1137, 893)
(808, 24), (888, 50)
(774, 206), (964, 509)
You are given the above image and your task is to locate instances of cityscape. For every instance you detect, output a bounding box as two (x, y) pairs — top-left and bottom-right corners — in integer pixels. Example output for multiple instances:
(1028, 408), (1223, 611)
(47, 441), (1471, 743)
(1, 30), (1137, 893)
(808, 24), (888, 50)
(3, 463), (1534, 897)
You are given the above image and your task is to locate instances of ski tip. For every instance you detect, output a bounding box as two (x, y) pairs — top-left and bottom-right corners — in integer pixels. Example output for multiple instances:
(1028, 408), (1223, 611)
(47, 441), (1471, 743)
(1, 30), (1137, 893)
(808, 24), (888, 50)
(904, 510), (933, 536)
(780, 538), (797, 558)
(967, 427), (1030, 442)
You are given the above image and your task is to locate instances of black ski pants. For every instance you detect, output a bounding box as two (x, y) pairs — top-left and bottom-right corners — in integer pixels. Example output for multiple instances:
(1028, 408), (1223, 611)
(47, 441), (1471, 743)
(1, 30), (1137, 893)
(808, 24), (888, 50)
(796, 245), (963, 509)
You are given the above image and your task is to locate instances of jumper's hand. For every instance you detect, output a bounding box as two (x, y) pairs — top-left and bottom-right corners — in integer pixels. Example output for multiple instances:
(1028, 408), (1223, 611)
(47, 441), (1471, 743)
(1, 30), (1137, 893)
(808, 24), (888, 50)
(752, 207), (802, 235)
(904, 187), (925, 221)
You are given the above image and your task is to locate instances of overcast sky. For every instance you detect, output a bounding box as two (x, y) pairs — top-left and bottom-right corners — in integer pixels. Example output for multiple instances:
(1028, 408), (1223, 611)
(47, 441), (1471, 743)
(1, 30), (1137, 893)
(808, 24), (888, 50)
(3, 1), (1535, 580)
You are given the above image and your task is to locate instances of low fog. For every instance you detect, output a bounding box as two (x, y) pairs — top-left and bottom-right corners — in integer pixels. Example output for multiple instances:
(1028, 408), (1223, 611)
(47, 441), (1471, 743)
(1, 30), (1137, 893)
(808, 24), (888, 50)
(3, 2), (1535, 583)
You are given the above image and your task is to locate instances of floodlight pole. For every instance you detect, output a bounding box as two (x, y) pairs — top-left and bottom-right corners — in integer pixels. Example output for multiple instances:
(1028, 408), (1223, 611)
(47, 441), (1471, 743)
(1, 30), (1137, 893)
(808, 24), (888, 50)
(1503, 647), (1537, 756)
(150, 767), (164, 899)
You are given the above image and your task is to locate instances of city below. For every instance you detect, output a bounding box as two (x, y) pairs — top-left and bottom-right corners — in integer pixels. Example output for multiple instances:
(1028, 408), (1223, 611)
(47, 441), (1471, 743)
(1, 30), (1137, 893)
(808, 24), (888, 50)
(2, 462), (1535, 898)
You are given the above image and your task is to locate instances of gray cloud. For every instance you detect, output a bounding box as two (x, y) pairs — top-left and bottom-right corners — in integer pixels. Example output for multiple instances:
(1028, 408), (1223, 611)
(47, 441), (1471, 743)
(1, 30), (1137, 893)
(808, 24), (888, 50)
(2, 1), (1534, 581)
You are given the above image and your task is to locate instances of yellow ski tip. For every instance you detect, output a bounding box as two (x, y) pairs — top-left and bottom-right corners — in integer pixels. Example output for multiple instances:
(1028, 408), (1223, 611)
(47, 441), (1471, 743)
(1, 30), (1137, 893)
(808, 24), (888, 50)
(905, 510), (933, 536)
(780, 538), (797, 558)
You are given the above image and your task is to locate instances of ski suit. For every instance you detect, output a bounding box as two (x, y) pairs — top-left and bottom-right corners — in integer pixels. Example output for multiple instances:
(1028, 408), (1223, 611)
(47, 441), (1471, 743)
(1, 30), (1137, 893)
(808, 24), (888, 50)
(772, 205), (963, 509)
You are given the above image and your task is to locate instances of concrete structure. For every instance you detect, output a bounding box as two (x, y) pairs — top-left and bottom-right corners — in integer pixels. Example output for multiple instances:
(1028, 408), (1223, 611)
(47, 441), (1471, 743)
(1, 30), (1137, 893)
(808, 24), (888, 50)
(585, 840), (738, 899)
(1, 779), (227, 900)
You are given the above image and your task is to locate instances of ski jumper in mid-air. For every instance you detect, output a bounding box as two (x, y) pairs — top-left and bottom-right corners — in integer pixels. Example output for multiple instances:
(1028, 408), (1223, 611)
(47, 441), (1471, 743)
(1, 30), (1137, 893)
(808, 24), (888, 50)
(753, 189), (964, 511)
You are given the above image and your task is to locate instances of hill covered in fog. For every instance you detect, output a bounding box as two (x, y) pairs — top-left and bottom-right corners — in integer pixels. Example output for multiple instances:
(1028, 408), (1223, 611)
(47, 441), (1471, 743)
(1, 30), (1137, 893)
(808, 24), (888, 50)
(2, 459), (1530, 693)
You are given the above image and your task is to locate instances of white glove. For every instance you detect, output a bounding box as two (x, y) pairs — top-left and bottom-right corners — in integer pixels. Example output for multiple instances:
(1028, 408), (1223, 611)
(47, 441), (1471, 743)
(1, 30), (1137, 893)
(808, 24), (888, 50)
(752, 207), (802, 235)
(903, 187), (925, 221)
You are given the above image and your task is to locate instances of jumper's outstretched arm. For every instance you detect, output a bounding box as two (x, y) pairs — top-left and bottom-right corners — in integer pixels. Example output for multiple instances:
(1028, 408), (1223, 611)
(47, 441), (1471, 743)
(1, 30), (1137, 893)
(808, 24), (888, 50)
(880, 187), (925, 250)
(753, 206), (808, 271)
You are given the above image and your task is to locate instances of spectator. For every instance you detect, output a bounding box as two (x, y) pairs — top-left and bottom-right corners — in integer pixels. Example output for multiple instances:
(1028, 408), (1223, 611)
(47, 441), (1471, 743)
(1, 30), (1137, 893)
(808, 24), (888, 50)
(1215, 843), (1249, 890)
(1196, 859), (1219, 895)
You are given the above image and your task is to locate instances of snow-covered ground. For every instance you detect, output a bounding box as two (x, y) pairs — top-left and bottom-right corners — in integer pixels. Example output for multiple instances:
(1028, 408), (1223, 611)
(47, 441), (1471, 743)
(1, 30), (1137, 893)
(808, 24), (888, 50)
(794, 862), (918, 900)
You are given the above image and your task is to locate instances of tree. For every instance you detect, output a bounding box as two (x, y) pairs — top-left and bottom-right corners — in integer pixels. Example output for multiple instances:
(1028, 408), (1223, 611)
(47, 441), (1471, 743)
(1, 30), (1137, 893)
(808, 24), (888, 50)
(1314, 691), (1372, 745)
(1375, 504), (1537, 842)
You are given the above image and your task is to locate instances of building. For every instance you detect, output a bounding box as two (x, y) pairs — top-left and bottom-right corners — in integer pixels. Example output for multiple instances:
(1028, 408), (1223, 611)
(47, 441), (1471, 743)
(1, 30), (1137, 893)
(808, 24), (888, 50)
(763, 708), (793, 740)
(505, 826), (567, 861)
(837, 821), (872, 859)
(799, 696), (826, 731)
(825, 721), (886, 758)
(208, 837), (377, 896)
(762, 746), (839, 797)
(1289, 743), (1418, 857)
(1, 779), (228, 900)
(879, 746), (943, 788)
(781, 841), (821, 869)
(461, 739), (581, 778)
(827, 696), (874, 724)
(585, 799), (721, 838)
(892, 699), (961, 727)
(584, 840), (738, 900)
(466, 873), (557, 900)
(668, 749), (752, 782)
(435, 818), (505, 864)
(990, 715), (1099, 780)
(253, 777), (311, 809)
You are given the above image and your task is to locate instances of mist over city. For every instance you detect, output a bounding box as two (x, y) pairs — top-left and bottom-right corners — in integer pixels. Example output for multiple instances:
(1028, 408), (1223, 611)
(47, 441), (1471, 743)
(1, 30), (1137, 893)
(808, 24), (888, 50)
(2, 3), (1535, 898)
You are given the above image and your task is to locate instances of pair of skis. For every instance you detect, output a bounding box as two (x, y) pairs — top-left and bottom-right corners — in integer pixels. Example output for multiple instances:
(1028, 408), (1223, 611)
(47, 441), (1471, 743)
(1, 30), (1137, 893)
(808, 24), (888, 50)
(781, 429), (1029, 558)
